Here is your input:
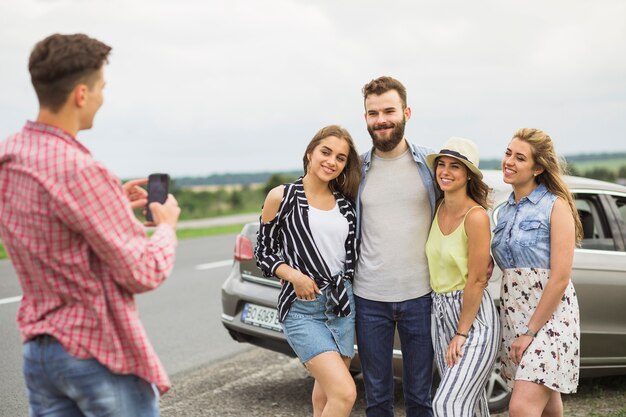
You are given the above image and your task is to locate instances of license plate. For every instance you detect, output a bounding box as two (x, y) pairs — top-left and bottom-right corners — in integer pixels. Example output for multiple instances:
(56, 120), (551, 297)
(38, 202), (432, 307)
(241, 303), (282, 332)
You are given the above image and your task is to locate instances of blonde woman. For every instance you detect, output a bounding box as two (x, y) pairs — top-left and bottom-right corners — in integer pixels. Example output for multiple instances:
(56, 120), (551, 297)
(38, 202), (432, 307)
(492, 128), (582, 417)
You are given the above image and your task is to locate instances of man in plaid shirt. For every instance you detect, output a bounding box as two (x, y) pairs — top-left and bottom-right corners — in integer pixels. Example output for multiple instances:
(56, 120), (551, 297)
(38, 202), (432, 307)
(0, 33), (181, 416)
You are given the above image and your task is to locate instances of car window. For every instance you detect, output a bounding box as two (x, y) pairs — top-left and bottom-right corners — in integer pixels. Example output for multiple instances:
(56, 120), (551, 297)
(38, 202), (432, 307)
(611, 195), (626, 226)
(612, 195), (626, 239)
(574, 193), (616, 251)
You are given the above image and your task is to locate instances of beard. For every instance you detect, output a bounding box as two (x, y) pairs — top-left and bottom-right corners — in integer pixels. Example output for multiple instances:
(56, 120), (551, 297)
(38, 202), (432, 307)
(367, 117), (406, 152)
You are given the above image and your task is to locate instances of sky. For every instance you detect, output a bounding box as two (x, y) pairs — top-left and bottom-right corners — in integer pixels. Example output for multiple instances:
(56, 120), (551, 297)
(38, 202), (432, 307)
(1, 0), (625, 178)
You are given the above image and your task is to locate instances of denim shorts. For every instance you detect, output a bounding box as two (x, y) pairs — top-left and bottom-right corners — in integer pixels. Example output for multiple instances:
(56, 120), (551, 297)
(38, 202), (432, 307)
(281, 280), (356, 364)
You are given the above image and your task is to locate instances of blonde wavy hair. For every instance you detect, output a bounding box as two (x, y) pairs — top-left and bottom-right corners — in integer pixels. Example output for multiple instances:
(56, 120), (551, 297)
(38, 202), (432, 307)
(512, 128), (583, 242)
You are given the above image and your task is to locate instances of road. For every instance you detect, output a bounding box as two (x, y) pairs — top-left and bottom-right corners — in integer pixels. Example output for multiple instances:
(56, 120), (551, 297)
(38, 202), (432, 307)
(159, 348), (626, 417)
(0, 233), (250, 417)
(3, 226), (625, 416)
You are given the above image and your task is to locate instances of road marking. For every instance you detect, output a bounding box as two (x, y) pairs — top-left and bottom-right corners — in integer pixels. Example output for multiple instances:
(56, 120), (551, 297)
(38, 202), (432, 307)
(0, 296), (22, 305)
(195, 259), (233, 270)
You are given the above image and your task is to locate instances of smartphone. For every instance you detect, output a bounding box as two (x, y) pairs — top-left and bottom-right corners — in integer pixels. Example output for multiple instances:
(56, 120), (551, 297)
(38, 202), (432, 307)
(146, 173), (170, 222)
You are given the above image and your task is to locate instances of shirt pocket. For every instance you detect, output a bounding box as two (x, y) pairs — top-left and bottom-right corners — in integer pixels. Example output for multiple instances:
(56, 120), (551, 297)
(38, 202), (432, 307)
(515, 220), (542, 247)
(491, 221), (508, 248)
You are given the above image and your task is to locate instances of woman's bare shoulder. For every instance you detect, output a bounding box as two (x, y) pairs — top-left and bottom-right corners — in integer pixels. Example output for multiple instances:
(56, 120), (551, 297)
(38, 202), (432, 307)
(261, 185), (286, 222)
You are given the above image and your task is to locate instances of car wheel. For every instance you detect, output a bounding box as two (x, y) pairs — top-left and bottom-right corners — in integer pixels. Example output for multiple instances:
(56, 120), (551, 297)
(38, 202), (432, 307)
(486, 361), (511, 413)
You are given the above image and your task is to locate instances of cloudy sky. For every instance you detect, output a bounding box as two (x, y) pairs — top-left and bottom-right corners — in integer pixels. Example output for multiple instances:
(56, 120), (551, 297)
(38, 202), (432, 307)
(1, 0), (624, 178)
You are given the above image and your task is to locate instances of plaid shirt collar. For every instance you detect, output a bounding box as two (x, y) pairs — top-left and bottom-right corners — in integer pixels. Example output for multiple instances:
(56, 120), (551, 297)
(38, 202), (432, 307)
(24, 120), (92, 156)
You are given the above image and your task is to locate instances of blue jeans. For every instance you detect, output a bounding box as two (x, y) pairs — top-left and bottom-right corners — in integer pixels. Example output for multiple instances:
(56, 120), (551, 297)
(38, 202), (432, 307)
(22, 336), (159, 417)
(355, 294), (434, 417)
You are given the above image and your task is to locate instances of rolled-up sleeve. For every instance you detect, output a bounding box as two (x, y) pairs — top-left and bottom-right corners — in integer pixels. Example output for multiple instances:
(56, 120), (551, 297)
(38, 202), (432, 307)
(254, 216), (286, 278)
(53, 162), (177, 294)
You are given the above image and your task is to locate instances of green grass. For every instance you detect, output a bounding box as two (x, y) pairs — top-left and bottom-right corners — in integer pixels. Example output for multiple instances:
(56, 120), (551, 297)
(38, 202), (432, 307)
(588, 409), (626, 417)
(569, 158), (626, 172)
(563, 375), (626, 416)
(482, 157), (626, 173)
(175, 223), (245, 239)
(0, 223), (246, 261)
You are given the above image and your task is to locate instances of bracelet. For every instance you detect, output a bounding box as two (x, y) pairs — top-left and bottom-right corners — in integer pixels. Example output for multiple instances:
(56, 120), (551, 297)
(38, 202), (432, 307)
(455, 331), (468, 338)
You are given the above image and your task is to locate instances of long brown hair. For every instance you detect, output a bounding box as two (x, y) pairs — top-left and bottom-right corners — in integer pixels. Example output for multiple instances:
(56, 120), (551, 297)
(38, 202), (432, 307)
(467, 170), (491, 210)
(512, 128), (583, 242)
(302, 125), (361, 202)
(433, 156), (492, 209)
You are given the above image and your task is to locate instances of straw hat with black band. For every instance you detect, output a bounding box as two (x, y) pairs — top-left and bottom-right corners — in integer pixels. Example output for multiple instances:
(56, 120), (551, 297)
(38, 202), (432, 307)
(426, 136), (483, 179)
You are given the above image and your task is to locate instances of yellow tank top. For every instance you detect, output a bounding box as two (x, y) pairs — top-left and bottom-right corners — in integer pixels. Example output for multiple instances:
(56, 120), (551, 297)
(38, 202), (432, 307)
(425, 205), (483, 294)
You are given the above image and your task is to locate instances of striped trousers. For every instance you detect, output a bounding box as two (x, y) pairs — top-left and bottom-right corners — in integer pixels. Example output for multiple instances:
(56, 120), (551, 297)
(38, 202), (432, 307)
(431, 289), (500, 417)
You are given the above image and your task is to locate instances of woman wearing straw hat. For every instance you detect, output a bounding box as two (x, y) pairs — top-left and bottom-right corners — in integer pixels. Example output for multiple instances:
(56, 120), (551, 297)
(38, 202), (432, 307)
(425, 137), (500, 416)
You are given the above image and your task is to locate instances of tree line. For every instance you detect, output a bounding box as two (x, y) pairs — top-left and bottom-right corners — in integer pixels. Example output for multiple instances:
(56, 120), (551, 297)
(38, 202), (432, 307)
(172, 164), (626, 221)
(173, 173), (298, 220)
(568, 164), (626, 183)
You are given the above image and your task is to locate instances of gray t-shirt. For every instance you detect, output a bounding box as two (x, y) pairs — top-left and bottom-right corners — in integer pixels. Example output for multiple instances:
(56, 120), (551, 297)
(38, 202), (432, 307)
(354, 149), (432, 301)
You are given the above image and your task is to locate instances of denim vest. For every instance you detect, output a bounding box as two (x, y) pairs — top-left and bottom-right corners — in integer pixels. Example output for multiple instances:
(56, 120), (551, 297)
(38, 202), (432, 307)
(491, 183), (556, 270)
(355, 141), (439, 238)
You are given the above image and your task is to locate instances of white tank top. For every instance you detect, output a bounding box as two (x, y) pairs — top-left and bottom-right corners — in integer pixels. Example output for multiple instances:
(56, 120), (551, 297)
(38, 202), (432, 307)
(308, 203), (348, 276)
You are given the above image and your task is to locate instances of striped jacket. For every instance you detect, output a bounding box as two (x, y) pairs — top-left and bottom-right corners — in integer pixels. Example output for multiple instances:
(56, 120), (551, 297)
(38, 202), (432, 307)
(254, 177), (358, 322)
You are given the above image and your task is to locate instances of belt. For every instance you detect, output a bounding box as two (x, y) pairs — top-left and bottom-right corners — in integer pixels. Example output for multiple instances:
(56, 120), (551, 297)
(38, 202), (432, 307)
(31, 334), (57, 344)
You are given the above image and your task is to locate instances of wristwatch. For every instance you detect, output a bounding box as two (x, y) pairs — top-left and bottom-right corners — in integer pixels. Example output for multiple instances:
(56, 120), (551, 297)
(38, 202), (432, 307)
(521, 325), (537, 338)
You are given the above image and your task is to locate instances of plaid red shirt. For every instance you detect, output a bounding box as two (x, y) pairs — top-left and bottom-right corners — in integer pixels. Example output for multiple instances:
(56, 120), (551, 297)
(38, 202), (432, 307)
(0, 121), (177, 394)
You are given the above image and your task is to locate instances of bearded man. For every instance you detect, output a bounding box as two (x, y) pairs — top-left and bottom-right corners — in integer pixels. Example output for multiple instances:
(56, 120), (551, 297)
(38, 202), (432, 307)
(354, 76), (439, 417)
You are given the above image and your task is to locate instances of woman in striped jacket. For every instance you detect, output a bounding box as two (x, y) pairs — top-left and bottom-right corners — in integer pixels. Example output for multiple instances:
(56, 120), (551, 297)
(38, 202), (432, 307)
(255, 125), (362, 417)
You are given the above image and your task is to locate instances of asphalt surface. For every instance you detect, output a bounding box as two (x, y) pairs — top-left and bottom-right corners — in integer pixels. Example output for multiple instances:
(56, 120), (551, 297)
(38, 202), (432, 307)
(0, 231), (251, 417)
(160, 347), (408, 417)
(2, 214), (625, 416)
(159, 347), (626, 417)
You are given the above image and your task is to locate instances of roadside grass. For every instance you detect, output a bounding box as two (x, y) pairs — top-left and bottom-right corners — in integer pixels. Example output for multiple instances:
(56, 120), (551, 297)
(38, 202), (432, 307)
(570, 158), (626, 172)
(563, 375), (626, 417)
(0, 223), (245, 261)
(588, 409), (626, 417)
(175, 223), (244, 239)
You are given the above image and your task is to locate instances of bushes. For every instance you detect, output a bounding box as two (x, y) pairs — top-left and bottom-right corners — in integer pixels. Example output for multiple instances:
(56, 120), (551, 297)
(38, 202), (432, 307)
(568, 163), (626, 183)
(173, 185), (266, 220)
(263, 173), (298, 194)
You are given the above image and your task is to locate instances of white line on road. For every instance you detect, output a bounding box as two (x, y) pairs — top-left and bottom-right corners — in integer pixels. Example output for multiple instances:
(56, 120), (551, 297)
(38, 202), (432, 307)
(0, 296), (22, 305)
(194, 259), (233, 270)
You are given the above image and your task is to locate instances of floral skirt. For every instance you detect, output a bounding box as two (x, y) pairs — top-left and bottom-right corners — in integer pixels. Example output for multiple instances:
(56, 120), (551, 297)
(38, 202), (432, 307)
(499, 268), (580, 393)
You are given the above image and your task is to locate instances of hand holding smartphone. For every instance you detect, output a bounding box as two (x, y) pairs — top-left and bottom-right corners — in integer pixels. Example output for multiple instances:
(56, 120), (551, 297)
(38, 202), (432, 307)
(146, 173), (170, 222)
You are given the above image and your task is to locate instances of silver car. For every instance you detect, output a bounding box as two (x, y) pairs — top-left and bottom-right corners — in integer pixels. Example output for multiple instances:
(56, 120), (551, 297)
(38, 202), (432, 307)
(220, 170), (626, 412)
